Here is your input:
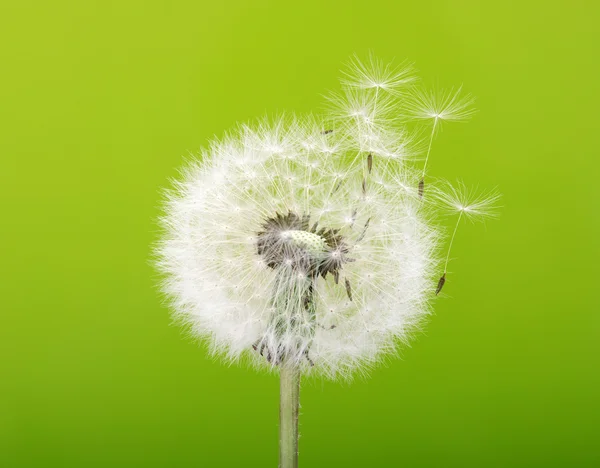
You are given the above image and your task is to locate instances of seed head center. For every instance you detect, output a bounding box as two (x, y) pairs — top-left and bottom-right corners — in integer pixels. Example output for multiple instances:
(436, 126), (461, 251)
(282, 230), (328, 256)
(256, 212), (350, 275)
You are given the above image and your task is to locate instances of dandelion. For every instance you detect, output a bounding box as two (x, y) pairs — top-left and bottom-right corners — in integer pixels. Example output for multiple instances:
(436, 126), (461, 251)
(406, 87), (476, 196)
(434, 181), (501, 294)
(155, 57), (498, 468)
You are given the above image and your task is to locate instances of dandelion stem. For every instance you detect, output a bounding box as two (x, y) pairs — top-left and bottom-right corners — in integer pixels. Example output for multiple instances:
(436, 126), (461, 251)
(279, 364), (300, 468)
(444, 211), (463, 273)
(421, 117), (438, 179)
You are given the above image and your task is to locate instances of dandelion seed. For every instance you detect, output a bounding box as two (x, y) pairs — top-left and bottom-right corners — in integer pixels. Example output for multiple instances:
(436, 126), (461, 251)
(367, 153), (373, 173)
(435, 181), (501, 291)
(406, 87), (476, 192)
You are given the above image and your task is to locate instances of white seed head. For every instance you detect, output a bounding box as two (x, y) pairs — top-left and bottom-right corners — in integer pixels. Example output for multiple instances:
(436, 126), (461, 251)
(155, 57), (497, 380)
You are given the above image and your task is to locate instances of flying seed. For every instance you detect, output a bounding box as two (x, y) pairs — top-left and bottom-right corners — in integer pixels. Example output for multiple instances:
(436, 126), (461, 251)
(362, 178), (367, 195)
(418, 179), (424, 198)
(367, 153), (373, 173)
(435, 273), (446, 295)
(345, 278), (353, 301)
(321, 129), (333, 135)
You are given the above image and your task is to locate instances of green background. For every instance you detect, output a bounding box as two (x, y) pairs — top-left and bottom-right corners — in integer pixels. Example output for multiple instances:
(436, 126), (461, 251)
(2, 1), (599, 467)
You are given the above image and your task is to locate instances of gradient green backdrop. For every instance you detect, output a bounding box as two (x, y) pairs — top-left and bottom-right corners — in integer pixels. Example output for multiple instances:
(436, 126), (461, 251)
(2, 1), (599, 467)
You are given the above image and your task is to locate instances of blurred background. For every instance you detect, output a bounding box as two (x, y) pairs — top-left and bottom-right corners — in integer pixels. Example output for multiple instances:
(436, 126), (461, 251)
(1, 1), (599, 467)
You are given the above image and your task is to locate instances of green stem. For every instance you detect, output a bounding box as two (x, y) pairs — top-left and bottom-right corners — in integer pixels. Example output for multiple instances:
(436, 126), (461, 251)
(279, 364), (300, 468)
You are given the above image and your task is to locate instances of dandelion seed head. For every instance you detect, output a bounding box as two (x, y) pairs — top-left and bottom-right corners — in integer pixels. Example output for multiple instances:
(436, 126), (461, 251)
(155, 57), (498, 381)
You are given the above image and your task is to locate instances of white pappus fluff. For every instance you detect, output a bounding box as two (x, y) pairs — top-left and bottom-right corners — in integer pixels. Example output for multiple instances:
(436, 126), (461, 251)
(155, 57), (495, 380)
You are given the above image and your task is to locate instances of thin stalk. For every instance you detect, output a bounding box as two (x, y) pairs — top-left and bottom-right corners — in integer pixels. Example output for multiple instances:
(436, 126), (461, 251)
(421, 117), (438, 179)
(279, 364), (300, 468)
(444, 211), (463, 273)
